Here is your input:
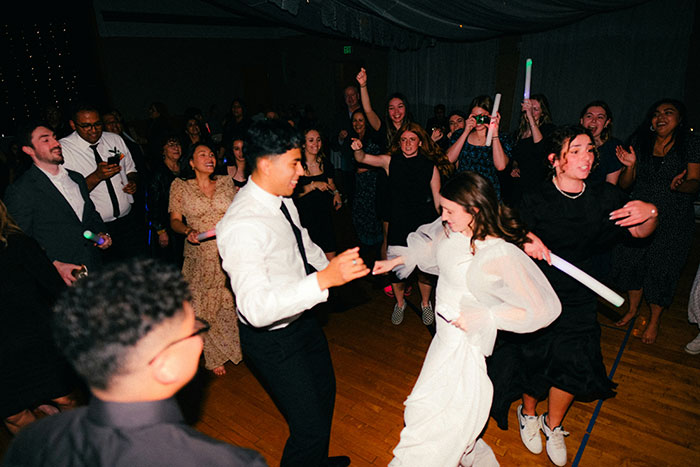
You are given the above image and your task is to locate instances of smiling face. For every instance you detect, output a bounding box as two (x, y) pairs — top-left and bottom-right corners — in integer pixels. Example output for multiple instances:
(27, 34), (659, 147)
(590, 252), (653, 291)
(441, 197), (475, 235)
(551, 134), (595, 182)
(189, 144), (216, 175)
(265, 148), (304, 197)
(344, 86), (359, 109)
(651, 103), (680, 138)
(25, 126), (64, 167)
(580, 105), (609, 141)
(448, 114), (466, 133)
(399, 130), (421, 157)
(352, 112), (366, 135)
(71, 110), (103, 144)
(388, 97), (407, 127)
(162, 140), (182, 163)
(304, 130), (322, 158)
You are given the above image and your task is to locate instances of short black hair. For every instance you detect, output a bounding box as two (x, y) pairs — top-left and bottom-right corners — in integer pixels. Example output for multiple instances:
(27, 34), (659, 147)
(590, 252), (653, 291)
(69, 102), (101, 121)
(52, 258), (192, 390)
(244, 119), (301, 172)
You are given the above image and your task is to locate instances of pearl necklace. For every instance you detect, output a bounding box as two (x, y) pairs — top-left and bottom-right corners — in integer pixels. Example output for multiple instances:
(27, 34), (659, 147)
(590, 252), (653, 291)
(552, 177), (586, 199)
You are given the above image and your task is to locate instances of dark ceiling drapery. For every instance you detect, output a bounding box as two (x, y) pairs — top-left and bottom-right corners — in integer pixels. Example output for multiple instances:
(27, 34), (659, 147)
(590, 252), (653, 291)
(234, 0), (651, 49)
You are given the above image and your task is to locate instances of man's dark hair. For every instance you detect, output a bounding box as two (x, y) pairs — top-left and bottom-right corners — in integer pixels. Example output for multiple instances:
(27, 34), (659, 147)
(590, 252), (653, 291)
(16, 120), (48, 149)
(244, 119), (301, 172)
(52, 258), (192, 390)
(69, 102), (101, 121)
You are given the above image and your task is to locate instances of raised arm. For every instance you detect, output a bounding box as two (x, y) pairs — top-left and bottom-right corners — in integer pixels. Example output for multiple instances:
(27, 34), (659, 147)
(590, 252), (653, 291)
(356, 68), (382, 131)
(489, 113), (509, 171)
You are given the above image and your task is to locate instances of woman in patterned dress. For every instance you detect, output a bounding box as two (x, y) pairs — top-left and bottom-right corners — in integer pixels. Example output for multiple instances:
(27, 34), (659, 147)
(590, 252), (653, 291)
(169, 142), (241, 375)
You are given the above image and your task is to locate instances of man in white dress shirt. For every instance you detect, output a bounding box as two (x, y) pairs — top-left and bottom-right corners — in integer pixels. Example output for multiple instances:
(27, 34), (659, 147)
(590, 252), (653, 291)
(217, 119), (368, 467)
(60, 104), (144, 262)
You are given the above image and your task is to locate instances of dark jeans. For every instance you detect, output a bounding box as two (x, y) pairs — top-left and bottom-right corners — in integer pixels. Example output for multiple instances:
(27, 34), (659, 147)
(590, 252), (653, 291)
(239, 313), (336, 467)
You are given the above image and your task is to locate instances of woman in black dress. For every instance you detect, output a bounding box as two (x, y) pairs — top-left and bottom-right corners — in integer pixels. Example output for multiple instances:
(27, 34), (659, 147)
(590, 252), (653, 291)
(506, 94), (555, 205)
(1, 200), (78, 434)
(346, 109), (385, 268)
(611, 98), (700, 343)
(293, 128), (343, 260)
(488, 126), (658, 466)
(147, 133), (184, 266)
(352, 123), (442, 326)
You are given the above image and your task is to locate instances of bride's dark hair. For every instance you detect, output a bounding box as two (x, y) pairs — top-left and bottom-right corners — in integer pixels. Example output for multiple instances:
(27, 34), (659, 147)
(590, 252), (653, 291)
(441, 171), (530, 253)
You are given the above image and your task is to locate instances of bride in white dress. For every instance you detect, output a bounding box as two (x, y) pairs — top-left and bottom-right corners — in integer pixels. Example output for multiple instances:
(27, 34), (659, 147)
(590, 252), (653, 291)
(374, 171), (561, 467)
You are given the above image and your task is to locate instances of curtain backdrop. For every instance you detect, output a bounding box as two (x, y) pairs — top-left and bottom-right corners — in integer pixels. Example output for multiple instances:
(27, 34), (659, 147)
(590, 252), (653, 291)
(387, 0), (695, 139)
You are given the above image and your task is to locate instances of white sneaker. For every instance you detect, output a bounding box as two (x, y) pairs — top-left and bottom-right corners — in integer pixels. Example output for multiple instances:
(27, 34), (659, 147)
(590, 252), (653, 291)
(517, 404), (542, 454)
(685, 332), (700, 354)
(392, 302), (406, 325)
(540, 413), (569, 466)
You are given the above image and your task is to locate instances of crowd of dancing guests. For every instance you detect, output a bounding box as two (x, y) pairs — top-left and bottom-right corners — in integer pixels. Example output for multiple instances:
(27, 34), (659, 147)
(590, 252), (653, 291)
(1, 65), (699, 467)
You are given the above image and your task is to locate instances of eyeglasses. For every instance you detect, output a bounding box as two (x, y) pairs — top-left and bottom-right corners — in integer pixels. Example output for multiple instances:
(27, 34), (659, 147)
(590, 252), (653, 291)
(76, 122), (103, 130)
(148, 317), (210, 365)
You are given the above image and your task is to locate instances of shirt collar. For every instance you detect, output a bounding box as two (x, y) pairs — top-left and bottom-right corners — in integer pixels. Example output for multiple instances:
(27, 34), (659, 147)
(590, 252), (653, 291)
(87, 396), (184, 428)
(246, 177), (288, 211)
(36, 163), (69, 181)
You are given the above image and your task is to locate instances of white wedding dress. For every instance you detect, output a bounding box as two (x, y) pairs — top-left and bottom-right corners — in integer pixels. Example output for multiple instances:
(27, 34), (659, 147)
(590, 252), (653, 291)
(388, 218), (561, 467)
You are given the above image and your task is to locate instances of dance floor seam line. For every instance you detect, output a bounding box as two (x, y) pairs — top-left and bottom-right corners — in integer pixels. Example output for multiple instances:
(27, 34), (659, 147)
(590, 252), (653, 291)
(571, 315), (636, 466)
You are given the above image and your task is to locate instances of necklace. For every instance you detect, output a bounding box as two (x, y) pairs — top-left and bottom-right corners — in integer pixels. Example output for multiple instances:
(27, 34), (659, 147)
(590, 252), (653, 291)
(552, 177), (585, 199)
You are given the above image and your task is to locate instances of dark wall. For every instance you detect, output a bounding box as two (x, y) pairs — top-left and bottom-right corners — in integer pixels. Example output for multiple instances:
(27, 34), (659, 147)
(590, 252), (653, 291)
(98, 34), (389, 140)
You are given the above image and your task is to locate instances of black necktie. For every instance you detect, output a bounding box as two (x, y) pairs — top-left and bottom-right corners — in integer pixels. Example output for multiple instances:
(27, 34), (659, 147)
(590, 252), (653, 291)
(280, 200), (314, 275)
(90, 144), (121, 219)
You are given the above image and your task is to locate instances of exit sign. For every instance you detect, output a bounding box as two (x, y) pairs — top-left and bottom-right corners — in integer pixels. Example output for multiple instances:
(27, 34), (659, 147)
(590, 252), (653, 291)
(343, 45), (352, 54)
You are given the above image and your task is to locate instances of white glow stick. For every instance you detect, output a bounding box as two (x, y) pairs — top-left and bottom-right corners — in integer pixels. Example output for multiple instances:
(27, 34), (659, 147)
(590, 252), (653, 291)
(485, 93), (501, 147)
(196, 228), (217, 242)
(550, 253), (624, 307)
(523, 58), (532, 100)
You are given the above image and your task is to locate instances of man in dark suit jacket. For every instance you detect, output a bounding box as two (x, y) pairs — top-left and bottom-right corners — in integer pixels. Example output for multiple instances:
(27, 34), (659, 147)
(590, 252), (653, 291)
(3, 122), (111, 285)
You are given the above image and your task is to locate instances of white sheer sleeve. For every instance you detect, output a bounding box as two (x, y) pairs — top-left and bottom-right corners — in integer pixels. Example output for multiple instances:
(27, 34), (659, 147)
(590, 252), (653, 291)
(458, 241), (561, 355)
(387, 217), (444, 279)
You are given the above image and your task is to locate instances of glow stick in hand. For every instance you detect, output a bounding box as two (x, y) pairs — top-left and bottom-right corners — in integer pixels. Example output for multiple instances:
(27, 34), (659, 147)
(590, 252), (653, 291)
(83, 230), (105, 245)
(523, 58), (532, 99)
(485, 93), (501, 147)
(196, 228), (217, 242)
(550, 253), (624, 307)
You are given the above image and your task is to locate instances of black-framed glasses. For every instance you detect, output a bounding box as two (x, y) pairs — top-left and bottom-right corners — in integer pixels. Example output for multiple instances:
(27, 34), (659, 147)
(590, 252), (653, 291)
(148, 317), (210, 365)
(76, 122), (103, 130)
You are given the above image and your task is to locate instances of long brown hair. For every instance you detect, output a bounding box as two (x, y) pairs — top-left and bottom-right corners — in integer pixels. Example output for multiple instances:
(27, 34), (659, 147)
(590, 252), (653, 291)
(389, 123), (454, 178)
(440, 171), (529, 253)
(0, 200), (23, 247)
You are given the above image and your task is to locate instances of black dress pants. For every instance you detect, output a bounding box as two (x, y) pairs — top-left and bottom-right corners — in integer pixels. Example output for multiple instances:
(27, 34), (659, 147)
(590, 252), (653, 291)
(238, 313), (336, 467)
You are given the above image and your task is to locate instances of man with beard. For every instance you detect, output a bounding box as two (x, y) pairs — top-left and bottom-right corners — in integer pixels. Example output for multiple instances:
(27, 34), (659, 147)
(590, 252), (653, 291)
(3, 121), (111, 285)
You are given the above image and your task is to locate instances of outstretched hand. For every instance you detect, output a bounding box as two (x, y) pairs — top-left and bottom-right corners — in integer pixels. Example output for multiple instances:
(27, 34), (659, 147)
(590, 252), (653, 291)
(610, 200), (657, 227)
(317, 247), (369, 290)
(615, 145), (636, 168)
(350, 138), (364, 151)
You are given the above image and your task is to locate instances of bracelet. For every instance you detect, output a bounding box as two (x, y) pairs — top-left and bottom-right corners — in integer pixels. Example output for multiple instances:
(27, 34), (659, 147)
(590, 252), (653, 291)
(157, 229), (166, 235)
(333, 190), (340, 195)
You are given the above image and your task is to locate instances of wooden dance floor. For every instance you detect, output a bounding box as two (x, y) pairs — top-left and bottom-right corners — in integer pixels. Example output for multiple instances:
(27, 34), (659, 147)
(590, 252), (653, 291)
(2, 209), (700, 466)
